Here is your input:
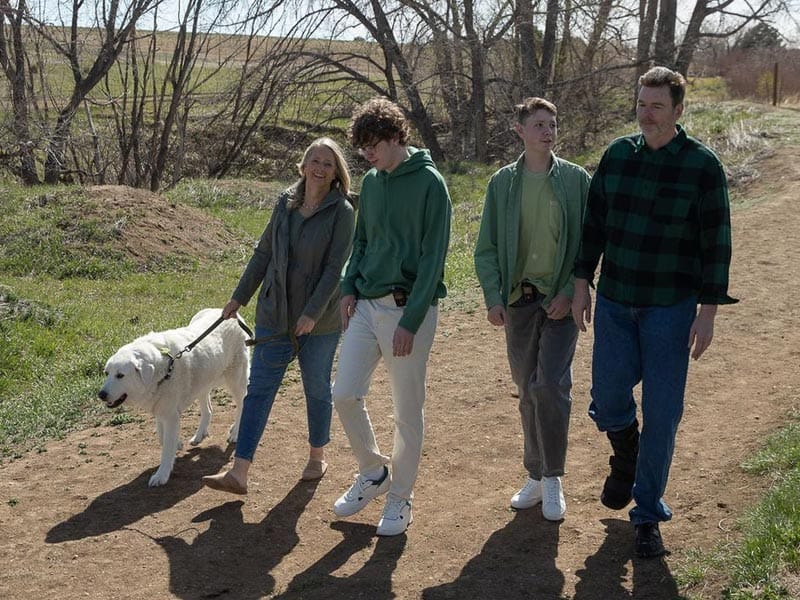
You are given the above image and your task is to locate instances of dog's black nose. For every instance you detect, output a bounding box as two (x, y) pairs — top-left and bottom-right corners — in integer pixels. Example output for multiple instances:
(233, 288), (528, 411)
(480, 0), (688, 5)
(98, 390), (107, 400)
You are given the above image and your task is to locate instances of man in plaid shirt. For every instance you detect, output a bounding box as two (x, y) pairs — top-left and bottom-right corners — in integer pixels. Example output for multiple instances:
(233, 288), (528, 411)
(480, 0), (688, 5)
(572, 66), (737, 558)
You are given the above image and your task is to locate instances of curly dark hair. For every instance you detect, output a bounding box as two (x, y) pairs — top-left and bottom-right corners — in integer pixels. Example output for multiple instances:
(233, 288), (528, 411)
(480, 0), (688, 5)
(348, 97), (410, 149)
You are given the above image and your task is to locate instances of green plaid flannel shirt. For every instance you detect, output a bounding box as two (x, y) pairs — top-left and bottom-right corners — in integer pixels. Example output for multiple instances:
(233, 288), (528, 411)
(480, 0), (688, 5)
(574, 125), (737, 306)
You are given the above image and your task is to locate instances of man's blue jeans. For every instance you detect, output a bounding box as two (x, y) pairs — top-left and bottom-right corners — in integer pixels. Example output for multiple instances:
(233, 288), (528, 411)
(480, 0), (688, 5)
(235, 326), (340, 462)
(589, 294), (696, 524)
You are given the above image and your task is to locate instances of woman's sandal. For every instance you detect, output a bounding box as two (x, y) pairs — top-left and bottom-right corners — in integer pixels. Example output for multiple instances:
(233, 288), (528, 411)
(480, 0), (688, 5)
(202, 471), (248, 495)
(301, 459), (328, 481)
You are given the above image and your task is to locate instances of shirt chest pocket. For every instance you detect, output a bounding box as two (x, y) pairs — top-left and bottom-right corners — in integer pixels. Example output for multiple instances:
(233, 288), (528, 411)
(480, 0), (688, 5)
(650, 188), (695, 225)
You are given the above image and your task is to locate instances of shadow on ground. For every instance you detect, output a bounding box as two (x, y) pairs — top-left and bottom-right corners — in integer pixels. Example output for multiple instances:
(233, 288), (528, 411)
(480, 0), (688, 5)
(422, 508), (564, 599)
(45, 445), (233, 543)
(150, 481), (406, 599)
(574, 518), (681, 600)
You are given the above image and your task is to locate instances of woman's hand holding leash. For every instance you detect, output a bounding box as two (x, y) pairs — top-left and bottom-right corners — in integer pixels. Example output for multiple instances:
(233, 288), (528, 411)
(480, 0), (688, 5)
(222, 299), (241, 320)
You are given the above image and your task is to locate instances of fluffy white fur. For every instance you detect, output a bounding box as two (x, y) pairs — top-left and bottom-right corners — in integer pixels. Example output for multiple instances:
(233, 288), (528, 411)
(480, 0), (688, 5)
(99, 308), (250, 487)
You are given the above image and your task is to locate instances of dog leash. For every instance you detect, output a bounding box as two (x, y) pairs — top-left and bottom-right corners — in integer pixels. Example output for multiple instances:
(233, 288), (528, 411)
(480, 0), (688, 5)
(158, 313), (255, 385)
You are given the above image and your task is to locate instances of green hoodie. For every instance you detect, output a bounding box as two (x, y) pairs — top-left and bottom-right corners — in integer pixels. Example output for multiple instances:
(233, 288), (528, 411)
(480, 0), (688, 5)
(342, 147), (451, 334)
(474, 153), (590, 310)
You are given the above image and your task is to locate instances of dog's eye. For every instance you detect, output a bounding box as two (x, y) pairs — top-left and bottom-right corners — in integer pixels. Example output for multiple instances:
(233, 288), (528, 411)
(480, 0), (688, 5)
(116, 373), (124, 379)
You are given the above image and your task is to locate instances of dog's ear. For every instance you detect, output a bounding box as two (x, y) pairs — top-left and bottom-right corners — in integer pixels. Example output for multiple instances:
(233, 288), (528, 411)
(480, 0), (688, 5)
(137, 358), (156, 386)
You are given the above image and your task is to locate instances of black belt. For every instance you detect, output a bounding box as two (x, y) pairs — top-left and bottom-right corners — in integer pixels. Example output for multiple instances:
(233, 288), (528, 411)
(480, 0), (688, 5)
(510, 282), (542, 307)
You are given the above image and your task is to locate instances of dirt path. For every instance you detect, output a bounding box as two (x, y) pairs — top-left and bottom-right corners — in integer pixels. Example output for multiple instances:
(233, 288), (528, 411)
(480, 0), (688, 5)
(1, 136), (799, 600)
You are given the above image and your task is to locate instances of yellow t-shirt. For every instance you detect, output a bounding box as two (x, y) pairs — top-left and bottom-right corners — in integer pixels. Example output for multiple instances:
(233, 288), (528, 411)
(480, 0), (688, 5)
(509, 169), (561, 305)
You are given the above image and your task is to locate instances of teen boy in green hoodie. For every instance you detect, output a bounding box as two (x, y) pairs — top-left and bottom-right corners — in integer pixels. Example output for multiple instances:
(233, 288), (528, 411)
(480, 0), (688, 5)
(332, 97), (452, 536)
(474, 97), (589, 521)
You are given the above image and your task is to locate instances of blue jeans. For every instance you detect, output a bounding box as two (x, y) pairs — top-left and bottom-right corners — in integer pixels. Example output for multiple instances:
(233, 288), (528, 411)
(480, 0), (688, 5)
(589, 294), (696, 525)
(235, 326), (340, 462)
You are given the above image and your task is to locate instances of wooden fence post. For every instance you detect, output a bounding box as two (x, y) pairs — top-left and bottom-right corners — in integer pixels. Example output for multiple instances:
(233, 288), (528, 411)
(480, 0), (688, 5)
(773, 62), (779, 107)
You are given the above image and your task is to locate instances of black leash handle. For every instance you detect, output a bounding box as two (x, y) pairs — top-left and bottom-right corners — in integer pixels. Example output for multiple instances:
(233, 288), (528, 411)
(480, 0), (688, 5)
(175, 313), (255, 359)
(158, 312), (254, 386)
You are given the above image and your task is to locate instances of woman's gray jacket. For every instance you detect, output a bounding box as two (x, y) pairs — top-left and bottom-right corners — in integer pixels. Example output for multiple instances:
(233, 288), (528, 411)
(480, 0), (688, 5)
(232, 186), (355, 335)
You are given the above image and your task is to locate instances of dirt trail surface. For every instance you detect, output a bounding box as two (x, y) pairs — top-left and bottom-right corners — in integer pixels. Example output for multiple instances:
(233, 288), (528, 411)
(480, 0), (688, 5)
(2, 134), (799, 600)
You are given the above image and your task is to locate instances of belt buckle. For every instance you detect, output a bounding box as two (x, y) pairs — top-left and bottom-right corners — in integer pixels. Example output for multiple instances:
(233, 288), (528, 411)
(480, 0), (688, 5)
(521, 282), (538, 303)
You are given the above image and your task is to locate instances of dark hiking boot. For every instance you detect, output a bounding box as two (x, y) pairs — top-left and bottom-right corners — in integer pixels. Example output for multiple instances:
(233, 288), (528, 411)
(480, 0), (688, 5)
(635, 522), (667, 558)
(601, 420), (639, 510)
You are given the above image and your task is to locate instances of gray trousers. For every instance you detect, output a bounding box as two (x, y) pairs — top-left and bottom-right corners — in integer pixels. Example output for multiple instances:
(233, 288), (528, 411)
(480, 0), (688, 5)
(505, 300), (578, 479)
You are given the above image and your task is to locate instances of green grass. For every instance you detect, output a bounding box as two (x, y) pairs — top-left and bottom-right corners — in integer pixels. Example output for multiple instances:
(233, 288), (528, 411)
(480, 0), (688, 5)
(674, 413), (800, 599)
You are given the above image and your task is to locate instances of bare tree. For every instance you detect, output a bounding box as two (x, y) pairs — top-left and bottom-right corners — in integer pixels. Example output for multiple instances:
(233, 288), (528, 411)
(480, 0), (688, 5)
(0, 0), (39, 183)
(515, 0), (560, 95)
(31, 0), (162, 183)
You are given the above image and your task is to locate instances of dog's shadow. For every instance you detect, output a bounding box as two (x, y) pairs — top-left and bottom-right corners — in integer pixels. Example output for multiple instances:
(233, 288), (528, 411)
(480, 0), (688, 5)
(45, 445), (233, 543)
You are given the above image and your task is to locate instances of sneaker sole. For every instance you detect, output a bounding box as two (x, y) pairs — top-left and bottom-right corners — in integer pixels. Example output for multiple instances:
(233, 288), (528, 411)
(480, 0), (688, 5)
(376, 512), (413, 536)
(511, 497), (542, 510)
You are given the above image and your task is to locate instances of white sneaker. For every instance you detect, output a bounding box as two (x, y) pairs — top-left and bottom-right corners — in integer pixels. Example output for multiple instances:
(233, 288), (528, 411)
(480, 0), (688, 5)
(333, 466), (390, 517)
(376, 494), (413, 536)
(511, 477), (542, 509)
(542, 476), (566, 521)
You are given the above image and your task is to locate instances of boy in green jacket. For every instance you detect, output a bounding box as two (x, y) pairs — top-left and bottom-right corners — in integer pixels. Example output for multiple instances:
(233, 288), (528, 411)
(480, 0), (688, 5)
(474, 97), (589, 521)
(332, 97), (451, 536)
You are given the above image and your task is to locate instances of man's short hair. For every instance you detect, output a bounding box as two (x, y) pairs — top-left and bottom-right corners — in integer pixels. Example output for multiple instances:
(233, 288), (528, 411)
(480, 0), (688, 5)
(349, 97), (410, 148)
(514, 97), (558, 124)
(639, 66), (687, 107)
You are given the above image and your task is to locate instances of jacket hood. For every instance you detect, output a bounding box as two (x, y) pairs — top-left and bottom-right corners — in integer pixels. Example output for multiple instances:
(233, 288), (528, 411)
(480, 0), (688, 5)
(376, 146), (435, 179)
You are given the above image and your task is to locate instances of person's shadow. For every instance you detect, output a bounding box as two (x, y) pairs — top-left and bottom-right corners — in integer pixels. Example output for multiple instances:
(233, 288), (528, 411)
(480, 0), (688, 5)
(45, 445), (233, 543)
(156, 478), (321, 599)
(573, 518), (684, 599)
(421, 509), (564, 600)
(272, 520), (406, 599)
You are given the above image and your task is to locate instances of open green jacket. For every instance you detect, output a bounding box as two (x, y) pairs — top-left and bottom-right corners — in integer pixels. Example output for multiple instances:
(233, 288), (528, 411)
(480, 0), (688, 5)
(474, 153), (590, 309)
(233, 186), (355, 335)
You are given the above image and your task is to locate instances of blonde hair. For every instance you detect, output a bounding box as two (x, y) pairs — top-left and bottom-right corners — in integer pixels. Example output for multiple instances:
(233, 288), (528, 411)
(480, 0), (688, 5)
(290, 137), (351, 208)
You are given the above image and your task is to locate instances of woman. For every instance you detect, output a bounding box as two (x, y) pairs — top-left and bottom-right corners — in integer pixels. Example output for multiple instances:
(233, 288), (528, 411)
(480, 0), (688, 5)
(202, 137), (355, 494)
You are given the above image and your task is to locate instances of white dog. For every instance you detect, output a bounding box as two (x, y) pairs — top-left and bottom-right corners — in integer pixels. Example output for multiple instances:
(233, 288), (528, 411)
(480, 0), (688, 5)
(99, 308), (250, 487)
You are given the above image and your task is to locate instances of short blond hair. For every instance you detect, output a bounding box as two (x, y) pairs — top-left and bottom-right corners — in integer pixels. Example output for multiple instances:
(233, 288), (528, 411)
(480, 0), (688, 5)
(515, 97), (558, 124)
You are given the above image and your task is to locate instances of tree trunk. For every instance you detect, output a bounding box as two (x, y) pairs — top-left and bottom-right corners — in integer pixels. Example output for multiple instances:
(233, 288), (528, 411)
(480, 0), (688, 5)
(463, 0), (487, 161)
(0, 0), (40, 184)
(674, 0), (710, 76)
(654, 0), (677, 68)
(370, 0), (444, 162)
(539, 0), (559, 91)
(634, 0), (659, 111)
(584, 0), (614, 69)
(515, 0), (539, 97)
(43, 101), (81, 184)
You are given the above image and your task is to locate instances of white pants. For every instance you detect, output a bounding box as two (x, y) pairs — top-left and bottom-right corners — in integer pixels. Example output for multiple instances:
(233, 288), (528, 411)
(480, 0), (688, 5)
(333, 295), (438, 501)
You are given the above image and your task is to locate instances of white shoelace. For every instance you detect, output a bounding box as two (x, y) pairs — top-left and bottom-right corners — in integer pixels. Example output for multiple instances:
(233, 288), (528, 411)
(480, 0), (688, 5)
(520, 478), (539, 495)
(544, 479), (562, 503)
(383, 495), (408, 519)
(344, 474), (372, 500)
